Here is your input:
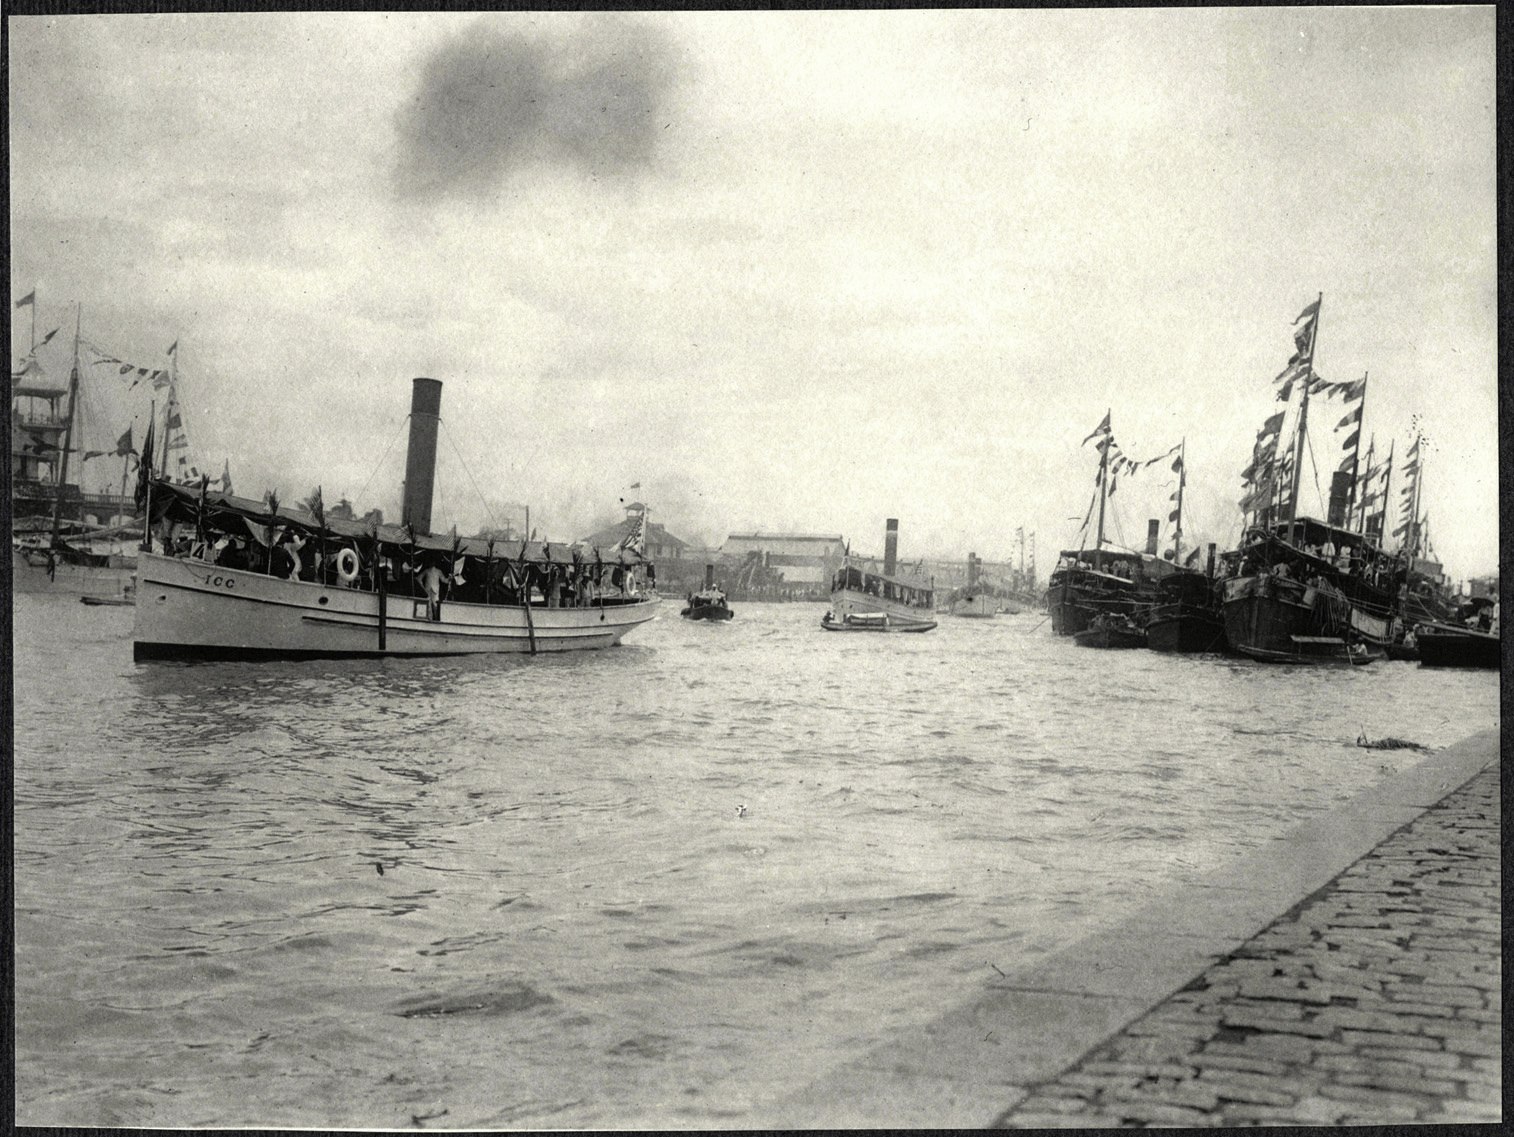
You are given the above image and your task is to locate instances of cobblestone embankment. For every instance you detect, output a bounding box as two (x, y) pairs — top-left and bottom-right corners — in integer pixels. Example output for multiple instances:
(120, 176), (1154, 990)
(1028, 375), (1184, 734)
(751, 728), (1499, 1129)
(995, 762), (1501, 1128)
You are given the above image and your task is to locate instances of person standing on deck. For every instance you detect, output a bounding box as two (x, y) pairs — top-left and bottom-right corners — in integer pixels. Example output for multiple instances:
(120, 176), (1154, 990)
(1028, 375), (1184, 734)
(421, 561), (445, 620)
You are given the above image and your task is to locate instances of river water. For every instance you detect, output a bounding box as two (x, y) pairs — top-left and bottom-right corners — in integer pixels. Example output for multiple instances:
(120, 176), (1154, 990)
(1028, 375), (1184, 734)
(12, 594), (1500, 1128)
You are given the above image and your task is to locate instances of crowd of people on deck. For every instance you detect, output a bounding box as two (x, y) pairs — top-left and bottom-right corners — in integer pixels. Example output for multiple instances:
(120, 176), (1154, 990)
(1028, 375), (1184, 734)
(149, 517), (651, 611)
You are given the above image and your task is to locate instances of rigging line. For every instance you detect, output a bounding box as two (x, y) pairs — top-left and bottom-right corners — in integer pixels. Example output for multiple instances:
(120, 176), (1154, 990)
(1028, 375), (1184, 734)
(439, 419), (502, 533)
(1305, 428), (1324, 518)
(353, 416), (410, 511)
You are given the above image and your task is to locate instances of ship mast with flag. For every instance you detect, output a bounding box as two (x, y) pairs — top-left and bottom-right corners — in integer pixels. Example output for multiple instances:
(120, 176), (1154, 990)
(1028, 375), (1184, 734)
(1042, 410), (1184, 636)
(1220, 295), (1404, 664)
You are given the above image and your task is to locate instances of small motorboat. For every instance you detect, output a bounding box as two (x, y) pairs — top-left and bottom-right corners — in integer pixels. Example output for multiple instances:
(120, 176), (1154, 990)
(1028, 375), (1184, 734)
(1415, 624), (1499, 669)
(681, 565), (734, 621)
(820, 609), (935, 633)
(1072, 612), (1147, 649)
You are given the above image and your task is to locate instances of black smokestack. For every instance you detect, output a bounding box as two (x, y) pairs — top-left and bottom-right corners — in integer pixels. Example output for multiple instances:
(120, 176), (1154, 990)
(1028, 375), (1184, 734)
(967, 552), (979, 588)
(393, 17), (681, 203)
(884, 519), (899, 577)
(1327, 470), (1352, 527)
(402, 378), (443, 535)
(704, 563), (714, 589)
(1145, 519), (1160, 556)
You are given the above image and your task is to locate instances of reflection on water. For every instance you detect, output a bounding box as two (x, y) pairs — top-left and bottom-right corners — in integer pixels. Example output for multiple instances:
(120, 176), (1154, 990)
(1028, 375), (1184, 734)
(13, 594), (1499, 1127)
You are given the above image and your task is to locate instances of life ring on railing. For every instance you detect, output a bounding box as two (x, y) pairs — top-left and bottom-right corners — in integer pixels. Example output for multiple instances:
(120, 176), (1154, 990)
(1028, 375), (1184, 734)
(336, 547), (360, 584)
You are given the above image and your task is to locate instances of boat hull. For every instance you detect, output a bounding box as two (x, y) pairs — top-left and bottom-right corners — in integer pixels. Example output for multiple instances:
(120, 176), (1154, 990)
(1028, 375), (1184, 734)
(1072, 619), (1147, 649)
(827, 585), (937, 632)
(1145, 610), (1227, 654)
(949, 594), (997, 618)
(820, 613), (936, 633)
(1043, 572), (1139, 635)
(1416, 628), (1500, 669)
(680, 603), (733, 621)
(1222, 573), (1384, 665)
(12, 548), (135, 599)
(132, 552), (659, 660)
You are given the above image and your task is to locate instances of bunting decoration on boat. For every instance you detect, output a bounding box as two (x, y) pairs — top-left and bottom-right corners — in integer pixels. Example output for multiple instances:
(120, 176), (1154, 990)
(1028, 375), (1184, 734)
(15, 289), (36, 309)
(1080, 412), (1111, 446)
(20, 428), (60, 455)
(134, 417), (156, 511)
(83, 428), (137, 463)
(617, 510), (646, 556)
(1272, 297), (1321, 386)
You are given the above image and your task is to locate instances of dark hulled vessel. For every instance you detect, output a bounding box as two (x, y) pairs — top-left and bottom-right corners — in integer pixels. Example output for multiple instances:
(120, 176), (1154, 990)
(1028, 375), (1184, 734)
(1145, 569), (1228, 653)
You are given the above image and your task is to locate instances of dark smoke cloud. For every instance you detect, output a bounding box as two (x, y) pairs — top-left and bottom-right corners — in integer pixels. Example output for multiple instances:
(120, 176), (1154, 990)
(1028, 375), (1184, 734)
(393, 17), (681, 201)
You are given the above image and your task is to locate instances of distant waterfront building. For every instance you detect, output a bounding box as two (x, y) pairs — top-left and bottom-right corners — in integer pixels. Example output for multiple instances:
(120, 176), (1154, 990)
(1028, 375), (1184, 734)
(581, 503), (691, 563)
(1467, 575), (1498, 600)
(720, 533), (846, 595)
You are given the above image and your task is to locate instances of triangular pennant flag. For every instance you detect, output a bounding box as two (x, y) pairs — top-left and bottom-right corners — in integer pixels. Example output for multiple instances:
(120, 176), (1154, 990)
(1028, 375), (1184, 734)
(1081, 412), (1111, 446)
(1336, 406), (1361, 429)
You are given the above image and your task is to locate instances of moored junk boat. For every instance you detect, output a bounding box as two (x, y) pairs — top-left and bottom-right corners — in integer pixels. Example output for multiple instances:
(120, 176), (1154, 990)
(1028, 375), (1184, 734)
(1044, 411), (1183, 634)
(1072, 612), (1147, 649)
(132, 378), (660, 660)
(1145, 559), (1227, 653)
(1415, 623), (1500, 669)
(681, 564), (734, 621)
(1143, 440), (1226, 653)
(1044, 546), (1177, 635)
(1224, 295), (1401, 665)
(1413, 598), (1499, 669)
(821, 518), (936, 632)
(1220, 519), (1399, 665)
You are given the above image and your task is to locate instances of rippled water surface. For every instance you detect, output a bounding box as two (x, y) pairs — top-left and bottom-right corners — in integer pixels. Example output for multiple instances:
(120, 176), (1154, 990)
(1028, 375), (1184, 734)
(13, 594), (1499, 1127)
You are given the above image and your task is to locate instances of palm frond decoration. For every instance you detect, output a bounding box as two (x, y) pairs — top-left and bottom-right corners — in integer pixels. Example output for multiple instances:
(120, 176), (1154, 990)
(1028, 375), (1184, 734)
(404, 522), (420, 594)
(449, 527), (466, 590)
(365, 519), (384, 589)
(264, 489), (281, 575)
(194, 473), (211, 548)
(307, 486), (329, 583)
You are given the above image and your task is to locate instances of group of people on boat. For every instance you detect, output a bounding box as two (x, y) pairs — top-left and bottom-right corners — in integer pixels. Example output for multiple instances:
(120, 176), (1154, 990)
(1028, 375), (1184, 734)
(830, 564), (934, 610)
(141, 485), (653, 614)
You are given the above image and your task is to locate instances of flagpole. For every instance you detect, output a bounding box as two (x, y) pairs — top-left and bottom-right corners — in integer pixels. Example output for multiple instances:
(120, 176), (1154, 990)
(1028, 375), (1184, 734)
(1378, 440), (1394, 549)
(1286, 293), (1322, 542)
(30, 287), (36, 352)
(141, 400), (155, 548)
(1410, 441), (1424, 562)
(1173, 439), (1185, 565)
(158, 387), (171, 478)
(1347, 371), (1368, 529)
(49, 307), (83, 548)
(1354, 435), (1375, 534)
(1094, 409), (1110, 551)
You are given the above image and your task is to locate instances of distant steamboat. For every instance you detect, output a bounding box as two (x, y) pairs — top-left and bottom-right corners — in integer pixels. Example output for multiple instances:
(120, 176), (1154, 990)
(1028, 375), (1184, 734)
(821, 519), (936, 633)
(133, 378), (660, 660)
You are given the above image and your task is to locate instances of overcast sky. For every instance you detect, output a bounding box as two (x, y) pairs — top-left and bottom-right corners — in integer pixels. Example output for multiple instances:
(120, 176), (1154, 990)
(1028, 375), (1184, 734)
(9, 9), (1497, 577)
